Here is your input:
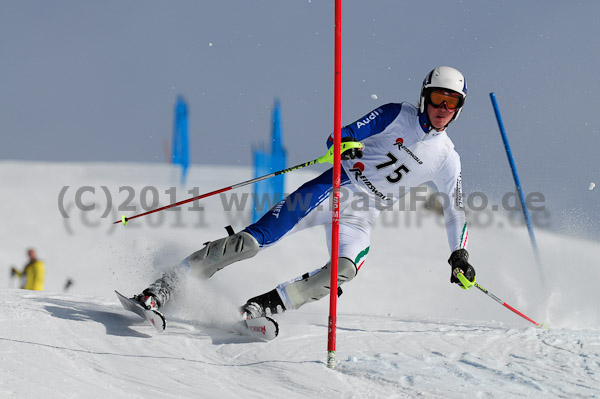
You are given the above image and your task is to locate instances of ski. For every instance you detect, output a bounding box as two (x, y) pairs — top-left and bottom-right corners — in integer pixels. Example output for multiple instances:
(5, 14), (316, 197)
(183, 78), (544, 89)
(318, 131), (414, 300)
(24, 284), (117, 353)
(241, 316), (279, 341)
(116, 290), (278, 340)
(115, 290), (166, 333)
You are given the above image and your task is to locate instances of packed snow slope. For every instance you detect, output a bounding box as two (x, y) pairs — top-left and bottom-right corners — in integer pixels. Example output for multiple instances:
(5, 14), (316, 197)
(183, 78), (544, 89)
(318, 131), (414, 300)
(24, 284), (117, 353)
(1, 161), (599, 398)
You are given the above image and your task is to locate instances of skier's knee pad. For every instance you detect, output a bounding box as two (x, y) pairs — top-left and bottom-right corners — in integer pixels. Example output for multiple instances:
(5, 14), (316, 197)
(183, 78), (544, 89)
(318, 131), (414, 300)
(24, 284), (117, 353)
(183, 231), (259, 279)
(277, 257), (357, 311)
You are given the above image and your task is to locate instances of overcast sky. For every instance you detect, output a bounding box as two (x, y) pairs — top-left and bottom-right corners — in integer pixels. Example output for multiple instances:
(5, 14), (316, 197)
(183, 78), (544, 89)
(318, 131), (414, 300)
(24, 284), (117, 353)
(1, 0), (599, 240)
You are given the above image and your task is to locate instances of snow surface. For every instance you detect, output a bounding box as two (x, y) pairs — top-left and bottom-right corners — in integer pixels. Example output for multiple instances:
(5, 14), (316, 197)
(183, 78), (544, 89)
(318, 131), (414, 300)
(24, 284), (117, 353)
(1, 161), (599, 398)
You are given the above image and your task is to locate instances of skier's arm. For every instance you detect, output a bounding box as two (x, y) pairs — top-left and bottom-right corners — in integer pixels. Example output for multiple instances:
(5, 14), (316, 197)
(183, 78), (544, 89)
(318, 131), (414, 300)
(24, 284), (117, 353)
(326, 103), (402, 148)
(432, 151), (468, 252)
(432, 151), (476, 286)
(10, 266), (22, 278)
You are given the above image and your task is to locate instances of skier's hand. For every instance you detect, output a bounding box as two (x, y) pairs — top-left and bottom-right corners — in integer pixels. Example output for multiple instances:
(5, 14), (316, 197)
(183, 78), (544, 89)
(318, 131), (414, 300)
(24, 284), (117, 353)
(10, 267), (17, 277)
(448, 249), (476, 288)
(340, 137), (363, 160)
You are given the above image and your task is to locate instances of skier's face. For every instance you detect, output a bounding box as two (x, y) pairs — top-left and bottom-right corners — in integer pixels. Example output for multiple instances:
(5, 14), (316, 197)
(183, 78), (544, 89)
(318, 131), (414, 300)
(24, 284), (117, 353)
(427, 102), (456, 131)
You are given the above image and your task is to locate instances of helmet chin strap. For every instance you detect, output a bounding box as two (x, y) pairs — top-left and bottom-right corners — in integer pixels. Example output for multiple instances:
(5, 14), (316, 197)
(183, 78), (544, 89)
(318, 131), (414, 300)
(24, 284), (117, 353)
(418, 108), (433, 133)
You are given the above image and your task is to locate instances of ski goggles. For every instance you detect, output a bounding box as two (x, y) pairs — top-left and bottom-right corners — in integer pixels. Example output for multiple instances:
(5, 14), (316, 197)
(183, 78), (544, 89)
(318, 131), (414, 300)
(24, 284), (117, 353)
(428, 89), (463, 110)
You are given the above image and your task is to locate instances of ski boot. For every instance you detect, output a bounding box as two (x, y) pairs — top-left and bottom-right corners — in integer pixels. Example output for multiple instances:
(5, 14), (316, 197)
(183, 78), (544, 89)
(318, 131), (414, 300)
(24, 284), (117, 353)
(240, 288), (286, 319)
(134, 293), (160, 311)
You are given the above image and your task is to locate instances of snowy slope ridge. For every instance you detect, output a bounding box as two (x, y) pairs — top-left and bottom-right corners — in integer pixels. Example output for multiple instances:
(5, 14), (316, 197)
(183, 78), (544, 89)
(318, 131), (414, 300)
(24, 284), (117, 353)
(1, 161), (599, 398)
(2, 290), (599, 398)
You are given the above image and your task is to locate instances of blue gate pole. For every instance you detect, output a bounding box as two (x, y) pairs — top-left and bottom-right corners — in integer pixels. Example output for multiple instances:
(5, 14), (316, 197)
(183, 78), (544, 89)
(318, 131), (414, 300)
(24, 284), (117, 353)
(490, 93), (544, 280)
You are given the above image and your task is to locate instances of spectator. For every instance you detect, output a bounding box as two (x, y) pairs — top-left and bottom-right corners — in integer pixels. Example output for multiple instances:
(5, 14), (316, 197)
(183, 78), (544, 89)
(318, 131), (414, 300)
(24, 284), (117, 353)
(11, 248), (45, 291)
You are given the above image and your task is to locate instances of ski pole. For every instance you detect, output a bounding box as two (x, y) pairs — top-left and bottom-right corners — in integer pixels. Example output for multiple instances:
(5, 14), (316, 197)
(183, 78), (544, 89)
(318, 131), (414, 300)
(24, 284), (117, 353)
(456, 272), (546, 328)
(114, 141), (363, 225)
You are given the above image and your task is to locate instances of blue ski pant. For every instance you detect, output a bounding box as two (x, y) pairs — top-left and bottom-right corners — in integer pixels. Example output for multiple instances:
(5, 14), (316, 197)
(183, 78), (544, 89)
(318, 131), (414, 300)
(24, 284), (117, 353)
(244, 168), (380, 269)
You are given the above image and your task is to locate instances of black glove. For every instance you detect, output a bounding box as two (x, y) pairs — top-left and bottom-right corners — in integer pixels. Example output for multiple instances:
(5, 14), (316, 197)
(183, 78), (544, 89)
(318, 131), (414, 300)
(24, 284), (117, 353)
(340, 137), (363, 160)
(448, 249), (476, 287)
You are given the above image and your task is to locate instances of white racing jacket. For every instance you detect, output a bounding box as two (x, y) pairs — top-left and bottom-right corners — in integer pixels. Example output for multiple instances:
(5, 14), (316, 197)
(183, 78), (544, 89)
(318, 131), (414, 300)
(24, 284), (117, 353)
(328, 102), (468, 251)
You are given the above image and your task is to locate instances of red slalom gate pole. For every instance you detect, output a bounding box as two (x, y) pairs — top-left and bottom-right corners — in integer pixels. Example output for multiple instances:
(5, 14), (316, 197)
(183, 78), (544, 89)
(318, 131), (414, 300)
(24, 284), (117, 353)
(327, 0), (342, 369)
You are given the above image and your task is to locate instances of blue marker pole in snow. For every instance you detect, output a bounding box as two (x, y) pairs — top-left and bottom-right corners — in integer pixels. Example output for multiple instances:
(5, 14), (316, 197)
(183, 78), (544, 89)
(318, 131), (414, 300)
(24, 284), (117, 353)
(489, 93), (544, 276)
(172, 96), (190, 185)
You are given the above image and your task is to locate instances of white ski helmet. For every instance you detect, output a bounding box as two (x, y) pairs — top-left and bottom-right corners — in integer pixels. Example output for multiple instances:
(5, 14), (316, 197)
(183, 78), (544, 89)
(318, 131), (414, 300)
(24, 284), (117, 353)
(419, 66), (467, 122)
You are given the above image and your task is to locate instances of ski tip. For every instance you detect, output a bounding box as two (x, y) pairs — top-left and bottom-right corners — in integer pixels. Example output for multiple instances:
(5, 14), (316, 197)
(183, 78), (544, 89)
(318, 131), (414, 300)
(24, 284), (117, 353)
(267, 316), (279, 338)
(150, 310), (167, 332)
(115, 290), (166, 333)
(244, 316), (279, 340)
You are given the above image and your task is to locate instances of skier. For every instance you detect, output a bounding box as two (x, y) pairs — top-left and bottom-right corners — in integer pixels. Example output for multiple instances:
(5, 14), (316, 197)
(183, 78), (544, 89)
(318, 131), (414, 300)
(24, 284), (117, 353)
(133, 66), (477, 319)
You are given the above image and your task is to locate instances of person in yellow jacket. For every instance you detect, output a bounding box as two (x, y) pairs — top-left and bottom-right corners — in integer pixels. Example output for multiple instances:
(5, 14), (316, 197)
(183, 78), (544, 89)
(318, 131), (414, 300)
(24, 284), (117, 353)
(11, 248), (45, 291)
